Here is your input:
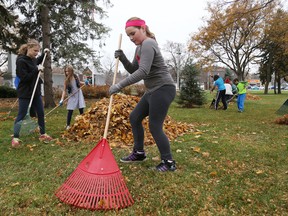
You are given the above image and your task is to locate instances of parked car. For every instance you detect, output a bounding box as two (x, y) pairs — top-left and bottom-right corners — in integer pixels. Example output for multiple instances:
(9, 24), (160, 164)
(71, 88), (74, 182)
(250, 86), (259, 90)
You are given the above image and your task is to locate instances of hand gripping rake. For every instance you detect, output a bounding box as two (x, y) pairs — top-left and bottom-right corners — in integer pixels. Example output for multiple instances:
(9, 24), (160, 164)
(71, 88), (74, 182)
(55, 34), (134, 210)
(14, 53), (48, 136)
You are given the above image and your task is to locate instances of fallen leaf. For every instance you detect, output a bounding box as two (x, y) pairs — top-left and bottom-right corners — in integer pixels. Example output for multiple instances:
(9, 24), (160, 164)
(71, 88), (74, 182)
(152, 156), (160, 161)
(11, 182), (20, 187)
(210, 171), (217, 177)
(202, 152), (210, 157)
(256, 170), (264, 174)
(193, 146), (201, 153)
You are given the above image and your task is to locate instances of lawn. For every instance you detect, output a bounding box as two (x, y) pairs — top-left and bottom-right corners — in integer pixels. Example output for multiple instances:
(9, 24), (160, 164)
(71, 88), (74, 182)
(0, 90), (287, 215)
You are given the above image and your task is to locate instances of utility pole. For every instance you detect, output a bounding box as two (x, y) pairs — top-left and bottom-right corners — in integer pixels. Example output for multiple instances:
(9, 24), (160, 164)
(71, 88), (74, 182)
(176, 51), (181, 90)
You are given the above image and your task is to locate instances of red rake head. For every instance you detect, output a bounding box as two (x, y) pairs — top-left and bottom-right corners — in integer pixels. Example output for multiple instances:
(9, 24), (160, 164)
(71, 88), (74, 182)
(55, 138), (134, 210)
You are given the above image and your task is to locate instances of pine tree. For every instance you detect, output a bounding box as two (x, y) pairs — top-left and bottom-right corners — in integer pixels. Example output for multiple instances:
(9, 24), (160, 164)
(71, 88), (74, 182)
(1, 0), (112, 107)
(177, 60), (206, 108)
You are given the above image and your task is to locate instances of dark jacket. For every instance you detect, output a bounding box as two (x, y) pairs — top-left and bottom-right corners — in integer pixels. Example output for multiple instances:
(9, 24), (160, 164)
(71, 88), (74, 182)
(16, 53), (45, 99)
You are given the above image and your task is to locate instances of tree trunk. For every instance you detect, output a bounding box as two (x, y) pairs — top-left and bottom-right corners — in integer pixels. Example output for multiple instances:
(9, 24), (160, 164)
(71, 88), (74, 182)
(277, 72), (281, 94)
(40, 5), (55, 108)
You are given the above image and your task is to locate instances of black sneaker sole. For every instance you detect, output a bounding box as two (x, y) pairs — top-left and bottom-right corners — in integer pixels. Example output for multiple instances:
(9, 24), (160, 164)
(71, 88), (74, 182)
(149, 166), (177, 172)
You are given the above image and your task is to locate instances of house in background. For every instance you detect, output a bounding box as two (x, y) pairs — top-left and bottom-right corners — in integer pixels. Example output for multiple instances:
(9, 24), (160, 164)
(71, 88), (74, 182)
(4, 52), (106, 89)
(51, 67), (107, 89)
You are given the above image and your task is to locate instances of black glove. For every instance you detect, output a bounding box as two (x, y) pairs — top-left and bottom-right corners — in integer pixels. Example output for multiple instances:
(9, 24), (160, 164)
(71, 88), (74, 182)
(114, 49), (125, 61)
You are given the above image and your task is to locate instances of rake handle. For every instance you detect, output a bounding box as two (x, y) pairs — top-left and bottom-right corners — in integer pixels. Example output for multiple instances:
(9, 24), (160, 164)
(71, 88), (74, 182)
(27, 52), (48, 111)
(103, 34), (122, 139)
(7, 98), (19, 116)
(45, 84), (85, 117)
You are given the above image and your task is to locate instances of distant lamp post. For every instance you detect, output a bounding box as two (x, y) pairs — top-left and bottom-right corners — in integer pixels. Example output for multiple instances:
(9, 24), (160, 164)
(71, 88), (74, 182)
(176, 51), (181, 90)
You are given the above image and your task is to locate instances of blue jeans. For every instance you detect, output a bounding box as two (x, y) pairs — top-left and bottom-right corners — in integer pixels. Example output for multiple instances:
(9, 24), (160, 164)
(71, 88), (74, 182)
(14, 95), (45, 138)
(237, 93), (246, 111)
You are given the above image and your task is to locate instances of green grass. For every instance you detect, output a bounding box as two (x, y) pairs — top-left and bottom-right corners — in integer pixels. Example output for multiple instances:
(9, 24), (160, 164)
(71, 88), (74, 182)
(0, 91), (288, 215)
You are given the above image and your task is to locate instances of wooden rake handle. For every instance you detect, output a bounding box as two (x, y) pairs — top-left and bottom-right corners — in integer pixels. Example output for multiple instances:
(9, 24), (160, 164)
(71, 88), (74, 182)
(103, 34), (122, 139)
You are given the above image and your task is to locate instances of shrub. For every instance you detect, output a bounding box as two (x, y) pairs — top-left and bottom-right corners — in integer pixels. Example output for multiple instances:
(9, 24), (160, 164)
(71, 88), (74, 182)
(121, 84), (146, 96)
(122, 86), (132, 95)
(0, 86), (17, 98)
(134, 84), (146, 96)
(82, 85), (109, 99)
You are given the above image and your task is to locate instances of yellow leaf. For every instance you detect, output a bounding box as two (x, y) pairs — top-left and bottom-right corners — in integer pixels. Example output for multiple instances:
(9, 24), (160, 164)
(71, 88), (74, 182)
(11, 182), (20, 187)
(193, 146), (201, 153)
(256, 170), (264, 174)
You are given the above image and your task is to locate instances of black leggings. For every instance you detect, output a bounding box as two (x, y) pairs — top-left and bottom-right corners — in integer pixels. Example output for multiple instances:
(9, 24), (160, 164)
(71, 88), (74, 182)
(215, 89), (227, 110)
(67, 108), (84, 126)
(130, 85), (176, 160)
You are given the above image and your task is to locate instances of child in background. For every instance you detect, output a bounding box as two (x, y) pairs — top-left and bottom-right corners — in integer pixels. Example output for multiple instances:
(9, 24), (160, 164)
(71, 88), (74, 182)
(210, 75), (227, 110)
(233, 78), (248, 112)
(59, 65), (86, 130)
(224, 78), (233, 104)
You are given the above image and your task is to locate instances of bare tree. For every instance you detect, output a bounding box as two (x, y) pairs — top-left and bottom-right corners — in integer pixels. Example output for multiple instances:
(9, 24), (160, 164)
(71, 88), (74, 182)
(162, 41), (192, 89)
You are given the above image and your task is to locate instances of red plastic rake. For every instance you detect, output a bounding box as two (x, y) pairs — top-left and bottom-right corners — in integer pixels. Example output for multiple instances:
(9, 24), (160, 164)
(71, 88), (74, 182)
(55, 34), (134, 210)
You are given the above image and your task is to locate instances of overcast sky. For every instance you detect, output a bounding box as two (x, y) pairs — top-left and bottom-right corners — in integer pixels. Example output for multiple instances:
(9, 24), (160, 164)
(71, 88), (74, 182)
(94, 0), (288, 69)
(98, 0), (209, 60)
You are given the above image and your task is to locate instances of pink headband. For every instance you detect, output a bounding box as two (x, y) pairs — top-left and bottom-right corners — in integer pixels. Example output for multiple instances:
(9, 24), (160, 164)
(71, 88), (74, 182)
(125, 19), (146, 28)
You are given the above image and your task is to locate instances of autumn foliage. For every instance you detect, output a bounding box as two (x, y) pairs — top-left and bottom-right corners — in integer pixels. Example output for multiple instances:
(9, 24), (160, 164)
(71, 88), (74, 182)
(246, 93), (261, 100)
(275, 114), (288, 125)
(62, 94), (195, 147)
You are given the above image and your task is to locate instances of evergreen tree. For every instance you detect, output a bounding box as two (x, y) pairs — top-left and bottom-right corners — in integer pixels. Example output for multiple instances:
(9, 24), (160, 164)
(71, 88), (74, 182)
(224, 68), (234, 80)
(177, 60), (206, 108)
(1, 0), (112, 107)
(0, 0), (20, 50)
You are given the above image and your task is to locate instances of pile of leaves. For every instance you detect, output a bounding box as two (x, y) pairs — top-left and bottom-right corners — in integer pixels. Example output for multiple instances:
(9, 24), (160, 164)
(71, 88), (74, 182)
(246, 93), (261, 100)
(275, 114), (288, 125)
(62, 94), (195, 147)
